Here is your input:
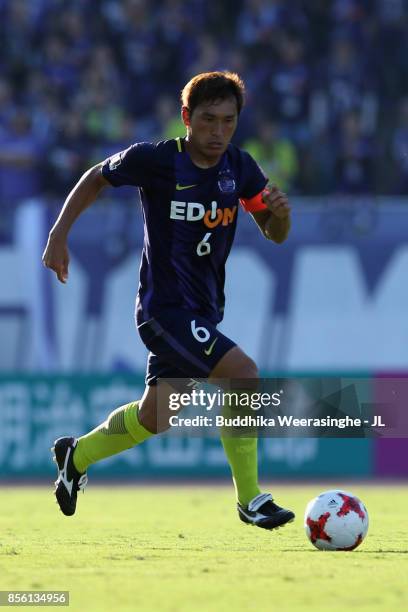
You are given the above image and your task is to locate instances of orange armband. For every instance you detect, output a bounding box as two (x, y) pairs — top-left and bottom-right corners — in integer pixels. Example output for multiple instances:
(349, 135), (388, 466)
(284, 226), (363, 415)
(239, 190), (268, 213)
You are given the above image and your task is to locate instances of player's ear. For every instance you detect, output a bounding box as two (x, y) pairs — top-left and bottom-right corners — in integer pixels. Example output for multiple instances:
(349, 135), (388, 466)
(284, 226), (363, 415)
(181, 106), (191, 127)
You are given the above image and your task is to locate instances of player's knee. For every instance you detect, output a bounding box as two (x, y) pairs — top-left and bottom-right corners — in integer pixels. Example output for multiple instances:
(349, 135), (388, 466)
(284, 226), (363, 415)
(233, 359), (259, 394)
(234, 356), (259, 381)
(211, 346), (259, 381)
(139, 389), (176, 435)
(139, 409), (170, 435)
(151, 421), (171, 435)
(223, 353), (260, 391)
(138, 399), (159, 434)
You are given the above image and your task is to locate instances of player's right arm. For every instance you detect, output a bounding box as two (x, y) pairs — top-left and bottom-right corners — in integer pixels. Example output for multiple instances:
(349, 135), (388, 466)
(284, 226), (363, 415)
(43, 142), (154, 283)
(42, 163), (109, 283)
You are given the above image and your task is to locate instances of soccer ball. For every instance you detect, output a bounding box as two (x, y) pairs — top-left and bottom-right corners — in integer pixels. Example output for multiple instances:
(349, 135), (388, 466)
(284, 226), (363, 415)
(304, 490), (369, 551)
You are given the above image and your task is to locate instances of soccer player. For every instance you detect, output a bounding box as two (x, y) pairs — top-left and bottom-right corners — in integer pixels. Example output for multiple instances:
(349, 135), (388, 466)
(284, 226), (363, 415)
(42, 72), (295, 530)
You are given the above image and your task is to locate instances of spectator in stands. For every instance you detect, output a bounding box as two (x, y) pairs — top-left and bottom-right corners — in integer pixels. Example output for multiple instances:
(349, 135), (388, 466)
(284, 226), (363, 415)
(237, 0), (307, 48)
(154, 95), (184, 141)
(375, 0), (408, 103)
(314, 35), (378, 136)
(330, 0), (372, 48)
(0, 109), (44, 235)
(333, 111), (376, 194)
(41, 35), (79, 96)
(244, 117), (299, 192)
(188, 34), (222, 77)
(82, 87), (126, 144)
(0, 110), (43, 203)
(0, 79), (14, 133)
(391, 97), (408, 194)
(265, 34), (311, 146)
(45, 112), (90, 198)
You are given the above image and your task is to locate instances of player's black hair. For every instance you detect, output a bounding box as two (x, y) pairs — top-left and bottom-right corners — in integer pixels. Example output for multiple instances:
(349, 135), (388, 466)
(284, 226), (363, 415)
(181, 71), (245, 116)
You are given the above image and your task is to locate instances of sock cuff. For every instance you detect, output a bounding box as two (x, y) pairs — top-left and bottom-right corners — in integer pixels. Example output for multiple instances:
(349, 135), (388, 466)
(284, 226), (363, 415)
(124, 402), (153, 444)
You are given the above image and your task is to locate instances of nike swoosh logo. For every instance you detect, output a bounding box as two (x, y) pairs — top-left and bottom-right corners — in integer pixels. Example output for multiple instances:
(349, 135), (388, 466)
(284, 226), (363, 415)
(176, 183), (197, 190)
(204, 337), (218, 356)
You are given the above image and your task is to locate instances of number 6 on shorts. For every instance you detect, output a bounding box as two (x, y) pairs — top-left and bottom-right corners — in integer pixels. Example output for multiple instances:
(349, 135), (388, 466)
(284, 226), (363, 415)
(191, 320), (210, 343)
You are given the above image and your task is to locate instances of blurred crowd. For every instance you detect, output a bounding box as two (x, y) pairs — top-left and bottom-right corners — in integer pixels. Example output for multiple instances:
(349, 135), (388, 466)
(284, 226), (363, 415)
(0, 0), (407, 223)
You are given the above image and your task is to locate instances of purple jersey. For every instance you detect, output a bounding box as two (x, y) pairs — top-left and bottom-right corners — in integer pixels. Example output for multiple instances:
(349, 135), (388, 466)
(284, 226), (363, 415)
(102, 137), (267, 325)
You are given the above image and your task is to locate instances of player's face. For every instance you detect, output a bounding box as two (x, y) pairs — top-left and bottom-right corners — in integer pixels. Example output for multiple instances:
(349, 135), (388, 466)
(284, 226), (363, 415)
(183, 97), (238, 163)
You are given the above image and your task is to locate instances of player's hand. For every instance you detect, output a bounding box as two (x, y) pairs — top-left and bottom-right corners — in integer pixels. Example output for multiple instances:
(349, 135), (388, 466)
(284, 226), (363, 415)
(262, 185), (291, 219)
(42, 233), (70, 284)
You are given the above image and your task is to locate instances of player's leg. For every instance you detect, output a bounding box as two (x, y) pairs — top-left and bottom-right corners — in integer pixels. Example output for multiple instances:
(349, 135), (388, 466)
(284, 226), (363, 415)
(210, 346), (295, 529)
(53, 327), (190, 516)
(71, 379), (178, 472)
(52, 392), (153, 516)
(209, 346), (261, 507)
(137, 309), (294, 528)
(52, 351), (182, 516)
(72, 391), (154, 474)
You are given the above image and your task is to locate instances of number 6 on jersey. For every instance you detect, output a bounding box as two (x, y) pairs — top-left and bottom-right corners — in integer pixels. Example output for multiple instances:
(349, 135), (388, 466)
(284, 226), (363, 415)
(196, 232), (212, 256)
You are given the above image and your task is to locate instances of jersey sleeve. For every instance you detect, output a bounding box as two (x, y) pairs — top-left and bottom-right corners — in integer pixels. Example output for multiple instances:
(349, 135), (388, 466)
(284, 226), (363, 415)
(101, 142), (155, 188)
(239, 151), (269, 213)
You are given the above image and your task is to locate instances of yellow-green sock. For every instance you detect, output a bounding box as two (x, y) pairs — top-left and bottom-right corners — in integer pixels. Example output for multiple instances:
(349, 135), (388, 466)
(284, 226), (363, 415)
(221, 435), (261, 507)
(220, 387), (261, 507)
(73, 401), (152, 473)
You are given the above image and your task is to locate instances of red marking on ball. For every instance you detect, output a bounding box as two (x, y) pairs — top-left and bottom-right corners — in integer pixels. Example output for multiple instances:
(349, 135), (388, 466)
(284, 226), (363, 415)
(337, 494), (365, 520)
(307, 512), (332, 543)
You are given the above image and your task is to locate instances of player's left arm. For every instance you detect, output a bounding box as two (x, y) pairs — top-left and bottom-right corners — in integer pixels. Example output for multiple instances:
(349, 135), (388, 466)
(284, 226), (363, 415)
(239, 151), (291, 244)
(251, 185), (291, 243)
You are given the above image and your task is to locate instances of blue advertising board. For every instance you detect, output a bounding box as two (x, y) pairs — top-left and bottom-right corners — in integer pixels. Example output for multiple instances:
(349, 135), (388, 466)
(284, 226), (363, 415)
(0, 375), (372, 479)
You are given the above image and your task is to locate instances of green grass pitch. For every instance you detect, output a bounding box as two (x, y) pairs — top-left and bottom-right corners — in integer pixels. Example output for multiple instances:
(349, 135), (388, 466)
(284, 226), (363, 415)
(0, 484), (407, 611)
